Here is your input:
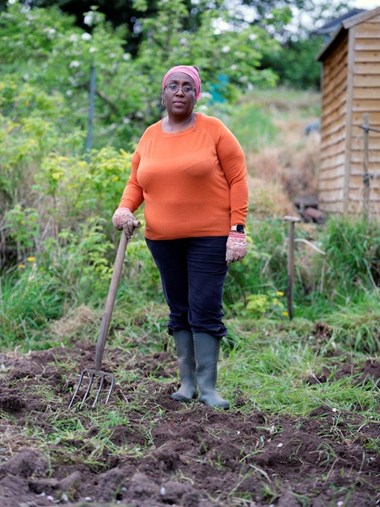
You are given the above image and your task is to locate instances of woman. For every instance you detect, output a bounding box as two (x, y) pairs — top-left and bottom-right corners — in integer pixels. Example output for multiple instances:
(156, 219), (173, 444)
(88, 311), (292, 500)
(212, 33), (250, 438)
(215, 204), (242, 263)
(113, 65), (248, 409)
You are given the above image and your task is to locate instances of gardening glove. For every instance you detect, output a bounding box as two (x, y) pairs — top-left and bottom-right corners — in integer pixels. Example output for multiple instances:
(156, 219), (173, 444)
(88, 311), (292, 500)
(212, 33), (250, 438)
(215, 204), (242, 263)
(112, 207), (140, 238)
(226, 231), (247, 265)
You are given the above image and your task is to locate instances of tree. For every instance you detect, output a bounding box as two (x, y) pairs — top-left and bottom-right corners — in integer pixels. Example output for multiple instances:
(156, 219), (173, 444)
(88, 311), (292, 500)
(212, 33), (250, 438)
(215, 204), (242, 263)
(226, 0), (354, 88)
(1, 0), (279, 149)
(1, 0), (353, 57)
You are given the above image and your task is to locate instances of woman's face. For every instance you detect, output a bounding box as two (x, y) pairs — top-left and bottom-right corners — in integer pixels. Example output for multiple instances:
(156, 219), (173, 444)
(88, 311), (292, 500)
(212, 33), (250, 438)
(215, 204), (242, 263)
(162, 72), (196, 118)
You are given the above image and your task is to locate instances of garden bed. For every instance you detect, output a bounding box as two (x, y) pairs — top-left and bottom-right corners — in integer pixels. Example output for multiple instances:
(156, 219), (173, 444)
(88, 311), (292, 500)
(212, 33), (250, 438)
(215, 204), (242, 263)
(0, 340), (379, 506)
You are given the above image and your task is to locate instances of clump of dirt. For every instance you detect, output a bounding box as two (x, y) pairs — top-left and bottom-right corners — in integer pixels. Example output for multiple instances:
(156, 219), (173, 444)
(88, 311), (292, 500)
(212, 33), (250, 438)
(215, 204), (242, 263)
(305, 358), (380, 385)
(313, 321), (333, 340)
(0, 343), (379, 507)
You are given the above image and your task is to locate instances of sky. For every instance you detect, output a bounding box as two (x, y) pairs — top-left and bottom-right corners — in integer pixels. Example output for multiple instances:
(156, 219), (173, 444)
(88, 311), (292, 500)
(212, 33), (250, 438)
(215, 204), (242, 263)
(352, 0), (380, 7)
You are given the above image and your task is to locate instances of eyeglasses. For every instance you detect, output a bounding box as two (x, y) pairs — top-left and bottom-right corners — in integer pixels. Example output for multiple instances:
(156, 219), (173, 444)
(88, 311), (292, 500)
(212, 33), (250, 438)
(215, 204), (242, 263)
(165, 83), (195, 94)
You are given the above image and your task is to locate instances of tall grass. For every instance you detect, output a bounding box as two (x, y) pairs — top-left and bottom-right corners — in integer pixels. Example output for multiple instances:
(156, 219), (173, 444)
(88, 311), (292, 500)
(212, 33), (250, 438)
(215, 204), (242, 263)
(317, 216), (380, 296)
(327, 297), (380, 354)
(238, 87), (321, 120)
(0, 268), (63, 349)
(206, 98), (278, 154)
(229, 104), (278, 153)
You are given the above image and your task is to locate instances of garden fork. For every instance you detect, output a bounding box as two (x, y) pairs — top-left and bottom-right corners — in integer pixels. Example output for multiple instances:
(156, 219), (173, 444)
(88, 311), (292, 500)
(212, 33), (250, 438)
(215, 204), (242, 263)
(68, 228), (133, 409)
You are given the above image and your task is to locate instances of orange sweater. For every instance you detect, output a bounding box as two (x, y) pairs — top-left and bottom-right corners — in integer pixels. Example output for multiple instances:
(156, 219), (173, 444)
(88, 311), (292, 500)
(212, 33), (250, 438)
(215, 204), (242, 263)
(119, 113), (248, 240)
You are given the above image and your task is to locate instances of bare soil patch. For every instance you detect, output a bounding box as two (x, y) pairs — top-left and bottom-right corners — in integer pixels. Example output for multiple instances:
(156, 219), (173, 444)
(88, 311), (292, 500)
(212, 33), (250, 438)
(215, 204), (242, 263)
(0, 342), (379, 506)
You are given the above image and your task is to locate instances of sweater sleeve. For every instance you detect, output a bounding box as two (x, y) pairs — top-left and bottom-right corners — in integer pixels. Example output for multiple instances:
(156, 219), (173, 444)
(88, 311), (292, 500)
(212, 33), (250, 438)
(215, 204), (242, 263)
(118, 146), (144, 212)
(215, 122), (248, 226)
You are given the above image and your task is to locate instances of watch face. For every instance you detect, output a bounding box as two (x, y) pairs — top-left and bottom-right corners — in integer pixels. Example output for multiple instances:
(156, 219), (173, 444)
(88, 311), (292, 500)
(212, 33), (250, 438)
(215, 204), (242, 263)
(236, 224), (244, 233)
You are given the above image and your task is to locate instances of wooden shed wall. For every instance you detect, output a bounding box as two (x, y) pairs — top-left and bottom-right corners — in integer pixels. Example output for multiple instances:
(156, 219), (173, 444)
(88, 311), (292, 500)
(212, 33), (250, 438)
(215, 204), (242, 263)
(318, 9), (380, 220)
(318, 34), (349, 213)
(347, 13), (380, 218)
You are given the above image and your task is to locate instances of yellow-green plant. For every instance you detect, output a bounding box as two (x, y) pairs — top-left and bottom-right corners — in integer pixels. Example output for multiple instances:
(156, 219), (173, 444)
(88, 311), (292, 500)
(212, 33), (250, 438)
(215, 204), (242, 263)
(4, 204), (39, 261)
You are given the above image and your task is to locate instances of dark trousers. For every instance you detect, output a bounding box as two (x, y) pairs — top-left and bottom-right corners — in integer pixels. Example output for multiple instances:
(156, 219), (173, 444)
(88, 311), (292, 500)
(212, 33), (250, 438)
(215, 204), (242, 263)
(146, 237), (228, 338)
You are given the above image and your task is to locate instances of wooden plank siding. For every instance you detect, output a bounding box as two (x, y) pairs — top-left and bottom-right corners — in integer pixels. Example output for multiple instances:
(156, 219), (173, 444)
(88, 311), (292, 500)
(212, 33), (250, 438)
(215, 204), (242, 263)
(348, 14), (380, 220)
(318, 30), (349, 213)
(317, 7), (380, 219)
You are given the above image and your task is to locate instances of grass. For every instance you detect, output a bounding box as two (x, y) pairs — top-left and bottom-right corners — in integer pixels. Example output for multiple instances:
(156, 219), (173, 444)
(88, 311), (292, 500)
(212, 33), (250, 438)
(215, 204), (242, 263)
(219, 316), (380, 420)
(206, 87), (320, 155)
(0, 268), (63, 348)
(228, 103), (278, 153)
(240, 87), (321, 119)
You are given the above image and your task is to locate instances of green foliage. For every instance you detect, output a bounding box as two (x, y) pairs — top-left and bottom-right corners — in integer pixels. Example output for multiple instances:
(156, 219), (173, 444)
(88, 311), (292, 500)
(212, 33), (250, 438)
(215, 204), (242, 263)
(224, 218), (288, 315)
(2, 140), (132, 262)
(133, 0), (279, 109)
(0, 77), (84, 215)
(317, 216), (380, 296)
(33, 147), (132, 224)
(38, 219), (116, 303)
(238, 292), (287, 319)
(326, 296), (380, 354)
(224, 215), (380, 326)
(0, 266), (63, 348)
(0, 1), (279, 149)
(0, 2), (144, 146)
(3, 204), (39, 263)
(228, 102), (278, 152)
(261, 36), (325, 90)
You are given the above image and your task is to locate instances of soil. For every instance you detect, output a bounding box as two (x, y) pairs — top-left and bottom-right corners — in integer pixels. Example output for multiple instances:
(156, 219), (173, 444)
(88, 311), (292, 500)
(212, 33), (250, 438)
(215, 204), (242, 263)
(0, 342), (379, 507)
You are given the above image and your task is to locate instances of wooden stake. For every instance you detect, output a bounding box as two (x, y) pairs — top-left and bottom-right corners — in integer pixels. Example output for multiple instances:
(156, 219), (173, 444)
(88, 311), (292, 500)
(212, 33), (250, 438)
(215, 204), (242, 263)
(283, 216), (301, 320)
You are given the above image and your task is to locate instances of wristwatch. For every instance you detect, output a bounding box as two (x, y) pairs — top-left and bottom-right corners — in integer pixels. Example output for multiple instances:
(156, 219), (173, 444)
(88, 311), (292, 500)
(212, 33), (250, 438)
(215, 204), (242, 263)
(231, 224), (245, 233)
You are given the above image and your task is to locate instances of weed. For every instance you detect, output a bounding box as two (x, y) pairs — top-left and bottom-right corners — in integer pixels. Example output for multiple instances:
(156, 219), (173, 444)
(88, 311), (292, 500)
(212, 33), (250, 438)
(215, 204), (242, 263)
(293, 492), (312, 507)
(260, 478), (282, 503)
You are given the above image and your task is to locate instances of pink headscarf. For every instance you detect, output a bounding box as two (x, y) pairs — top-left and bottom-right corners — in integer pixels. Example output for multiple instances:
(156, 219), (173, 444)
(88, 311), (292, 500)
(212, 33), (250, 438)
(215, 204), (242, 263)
(162, 65), (202, 100)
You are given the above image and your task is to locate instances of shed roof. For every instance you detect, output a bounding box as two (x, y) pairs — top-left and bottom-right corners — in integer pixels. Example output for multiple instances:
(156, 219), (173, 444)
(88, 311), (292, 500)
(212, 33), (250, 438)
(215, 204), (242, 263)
(317, 6), (380, 62)
(314, 8), (365, 35)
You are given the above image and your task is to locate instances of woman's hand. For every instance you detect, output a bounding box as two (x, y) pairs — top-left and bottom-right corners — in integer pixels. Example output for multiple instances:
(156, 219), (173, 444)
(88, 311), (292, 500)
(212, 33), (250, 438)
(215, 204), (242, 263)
(226, 231), (247, 265)
(112, 207), (140, 237)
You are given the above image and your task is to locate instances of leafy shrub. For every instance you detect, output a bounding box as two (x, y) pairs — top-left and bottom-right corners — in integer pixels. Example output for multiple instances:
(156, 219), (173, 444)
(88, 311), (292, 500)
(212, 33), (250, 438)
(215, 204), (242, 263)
(33, 146), (132, 228)
(37, 219), (115, 304)
(4, 204), (40, 261)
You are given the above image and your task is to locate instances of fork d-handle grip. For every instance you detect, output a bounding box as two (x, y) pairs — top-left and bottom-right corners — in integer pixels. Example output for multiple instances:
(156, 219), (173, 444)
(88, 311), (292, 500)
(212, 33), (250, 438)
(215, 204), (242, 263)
(95, 230), (129, 371)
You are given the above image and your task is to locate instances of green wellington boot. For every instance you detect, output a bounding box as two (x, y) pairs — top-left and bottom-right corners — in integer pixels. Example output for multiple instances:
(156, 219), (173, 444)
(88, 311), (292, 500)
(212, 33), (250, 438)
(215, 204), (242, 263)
(193, 332), (230, 410)
(171, 329), (197, 402)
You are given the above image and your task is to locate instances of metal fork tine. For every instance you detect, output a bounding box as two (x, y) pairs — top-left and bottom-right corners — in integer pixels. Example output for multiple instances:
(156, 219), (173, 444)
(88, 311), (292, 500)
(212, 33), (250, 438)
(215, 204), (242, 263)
(68, 370), (116, 409)
(80, 371), (95, 406)
(105, 375), (115, 404)
(68, 370), (86, 409)
(92, 375), (105, 408)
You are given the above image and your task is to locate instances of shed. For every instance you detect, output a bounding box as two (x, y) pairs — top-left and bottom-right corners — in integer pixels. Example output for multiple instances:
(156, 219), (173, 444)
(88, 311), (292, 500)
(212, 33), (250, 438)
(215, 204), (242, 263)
(317, 7), (380, 219)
